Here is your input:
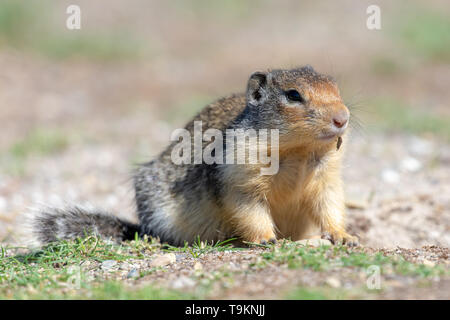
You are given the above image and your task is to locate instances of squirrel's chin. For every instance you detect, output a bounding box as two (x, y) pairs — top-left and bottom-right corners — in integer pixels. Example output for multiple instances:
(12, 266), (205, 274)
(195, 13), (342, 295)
(317, 128), (346, 142)
(317, 132), (339, 141)
(313, 133), (343, 151)
(319, 134), (337, 141)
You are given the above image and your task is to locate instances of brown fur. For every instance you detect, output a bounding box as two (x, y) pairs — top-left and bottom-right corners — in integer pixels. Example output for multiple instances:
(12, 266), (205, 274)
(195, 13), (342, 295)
(208, 67), (357, 245)
(31, 66), (358, 247)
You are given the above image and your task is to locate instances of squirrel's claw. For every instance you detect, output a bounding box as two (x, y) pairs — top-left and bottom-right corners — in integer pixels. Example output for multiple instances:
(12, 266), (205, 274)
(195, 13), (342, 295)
(321, 231), (359, 247)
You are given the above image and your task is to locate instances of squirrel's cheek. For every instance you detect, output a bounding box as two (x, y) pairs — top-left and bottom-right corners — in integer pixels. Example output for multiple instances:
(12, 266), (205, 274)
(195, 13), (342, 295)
(280, 106), (309, 123)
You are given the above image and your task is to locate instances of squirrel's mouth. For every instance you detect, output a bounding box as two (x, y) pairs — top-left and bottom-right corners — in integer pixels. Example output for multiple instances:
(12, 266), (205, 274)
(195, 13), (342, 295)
(318, 127), (346, 141)
(319, 132), (338, 140)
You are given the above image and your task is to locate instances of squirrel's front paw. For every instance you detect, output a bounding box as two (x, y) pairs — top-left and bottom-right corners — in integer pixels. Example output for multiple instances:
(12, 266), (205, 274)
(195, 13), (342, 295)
(247, 233), (277, 245)
(259, 237), (277, 245)
(321, 231), (359, 247)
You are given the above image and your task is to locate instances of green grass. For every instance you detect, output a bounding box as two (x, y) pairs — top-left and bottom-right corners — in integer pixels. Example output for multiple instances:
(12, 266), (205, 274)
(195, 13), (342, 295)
(0, 236), (197, 299)
(367, 98), (450, 141)
(0, 0), (34, 46)
(171, 0), (258, 21)
(9, 129), (69, 159)
(2, 280), (196, 300)
(163, 94), (215, 125)
(285, 287), (332, 300)
(1, 237), (447, 299)
(79, 281), (196, 300)
(163, 236), (242, 259)
(0, 235), (236, 299)
(259, 241), (331, 271)
(259, 241), (446, 278)
(34, 32), (146, 61)
(0, 237), (135, 293)
(0, 128), (69, 176)
(9, 281), (197, 300)
(394, 8), (450, 62)
(285, 287), (354, 300)
(359, 97), (450, 141)
(370, 56), (404, 76)
(0, 0), (146, 61)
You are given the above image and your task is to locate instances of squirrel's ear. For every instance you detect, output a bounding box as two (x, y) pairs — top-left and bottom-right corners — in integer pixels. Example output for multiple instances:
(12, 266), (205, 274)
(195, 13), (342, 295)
(246, 71), (268, 106)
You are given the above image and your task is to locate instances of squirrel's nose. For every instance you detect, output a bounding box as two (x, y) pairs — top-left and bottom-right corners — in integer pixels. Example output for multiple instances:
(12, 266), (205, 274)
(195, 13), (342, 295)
(332, 111), (349, 129)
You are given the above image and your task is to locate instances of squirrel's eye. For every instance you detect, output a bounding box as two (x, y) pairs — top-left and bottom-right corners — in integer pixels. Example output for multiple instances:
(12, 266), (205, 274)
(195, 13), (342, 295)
(285, 90), (304, 103)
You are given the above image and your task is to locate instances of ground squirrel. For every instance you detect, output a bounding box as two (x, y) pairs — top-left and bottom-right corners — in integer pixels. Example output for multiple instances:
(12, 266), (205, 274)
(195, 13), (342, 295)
(31, 66), (359, 247)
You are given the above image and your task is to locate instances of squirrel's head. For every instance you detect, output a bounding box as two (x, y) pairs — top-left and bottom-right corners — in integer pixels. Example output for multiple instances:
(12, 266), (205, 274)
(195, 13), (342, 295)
(246, 66), (349, 151)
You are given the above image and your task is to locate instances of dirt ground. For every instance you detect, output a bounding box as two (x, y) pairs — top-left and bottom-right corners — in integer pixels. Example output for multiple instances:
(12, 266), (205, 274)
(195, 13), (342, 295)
(0, 0), (449, 299)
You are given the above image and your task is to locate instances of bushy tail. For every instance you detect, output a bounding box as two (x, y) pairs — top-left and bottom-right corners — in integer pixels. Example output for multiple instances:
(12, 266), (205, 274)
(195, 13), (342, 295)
(30, 206), (140, 246)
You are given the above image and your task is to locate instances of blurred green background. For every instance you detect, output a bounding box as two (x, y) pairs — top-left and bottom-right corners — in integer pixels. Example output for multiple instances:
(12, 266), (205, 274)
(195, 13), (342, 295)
(1, 0), (449, 161)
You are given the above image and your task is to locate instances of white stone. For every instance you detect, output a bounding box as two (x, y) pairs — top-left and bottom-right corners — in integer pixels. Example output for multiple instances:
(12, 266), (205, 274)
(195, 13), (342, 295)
(127, 269), (139, 278)
(101, 260), (117, 270)
(296, 239), (332, 247)
(171, 276), (196, 289)
(422, 259), (435, 267)
(193, 262), (203, 271)
(326, 277), (341, 288)
(0, 196), (7, 212)
(400, 157), (422, 172)
(408, 137), (433, 156)
(150, 253), (176, 267)
(381, 169), (400, 184)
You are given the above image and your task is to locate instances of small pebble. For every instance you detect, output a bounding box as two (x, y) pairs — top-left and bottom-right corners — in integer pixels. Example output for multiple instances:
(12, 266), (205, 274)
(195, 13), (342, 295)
(381, 169), (400, 184)
(171, 276), (196, 289)
(150, 253), (177, 267)
(408, 137), (433, 156)
(296, 239), (332, 247)
(193, 262), (203, 271)
(101, 260), (117, 270)
(175, 254), (185, 262)
(422, 259), (435, 267)
(326, 277), (341, 288)
(127, 269), (139, 279)
(400, 157), (422, 172)
(0, 197), (7, 212)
